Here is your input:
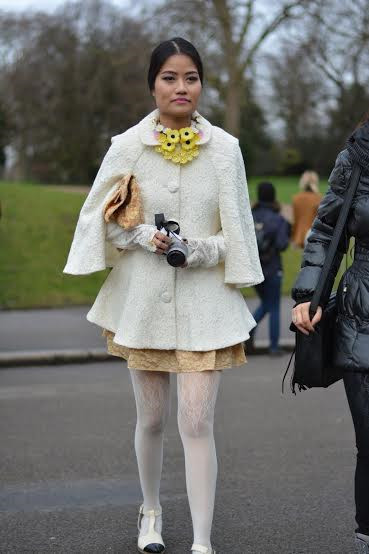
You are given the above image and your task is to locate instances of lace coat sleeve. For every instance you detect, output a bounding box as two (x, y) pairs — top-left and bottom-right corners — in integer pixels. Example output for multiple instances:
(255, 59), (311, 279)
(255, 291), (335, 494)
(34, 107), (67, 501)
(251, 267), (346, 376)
(217, 142), (264, 288)
(105, 222), (157, 252)
(64, 130), (144, 275)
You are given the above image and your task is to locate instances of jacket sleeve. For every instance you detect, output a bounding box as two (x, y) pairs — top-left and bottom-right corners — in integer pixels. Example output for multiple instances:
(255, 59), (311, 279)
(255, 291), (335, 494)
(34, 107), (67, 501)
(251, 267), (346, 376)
(217, 142), (264, 287)
(292, 151), (350, 306)
(185, 231), (226, 268)
(63, 130), (143, 275)
(105, 222), (157, 252)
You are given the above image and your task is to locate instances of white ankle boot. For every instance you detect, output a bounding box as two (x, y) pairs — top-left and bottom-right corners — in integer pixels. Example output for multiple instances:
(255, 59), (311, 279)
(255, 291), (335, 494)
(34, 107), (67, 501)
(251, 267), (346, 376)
(137, 504), (165, 553)
(356, 533), (369, 553)
(191, 543), (216, 554)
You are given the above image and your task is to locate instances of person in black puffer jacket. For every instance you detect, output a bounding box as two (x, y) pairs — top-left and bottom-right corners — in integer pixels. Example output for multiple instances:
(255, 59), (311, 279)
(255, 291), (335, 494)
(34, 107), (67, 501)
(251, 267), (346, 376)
(250, 182), (290, 356)
(292, 113), (369, 554)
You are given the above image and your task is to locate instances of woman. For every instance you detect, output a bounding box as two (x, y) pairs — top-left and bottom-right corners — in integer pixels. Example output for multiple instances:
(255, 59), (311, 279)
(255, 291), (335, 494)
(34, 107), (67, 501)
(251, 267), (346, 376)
(291, 170), (321, 248)
(64, 37), (263, 554)
(292, 114), (369, 553)
(250, 181), (290, 356)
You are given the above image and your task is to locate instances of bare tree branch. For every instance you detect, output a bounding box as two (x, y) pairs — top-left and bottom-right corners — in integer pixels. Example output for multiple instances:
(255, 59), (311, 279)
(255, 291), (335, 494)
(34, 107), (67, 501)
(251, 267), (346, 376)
(235, 0), (254, 54)
(242, 0), (312, 71)
(212, 0), (235, 65)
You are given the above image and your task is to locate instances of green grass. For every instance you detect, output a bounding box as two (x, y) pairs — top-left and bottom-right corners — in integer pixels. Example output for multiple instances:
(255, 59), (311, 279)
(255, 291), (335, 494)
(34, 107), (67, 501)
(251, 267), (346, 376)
(247, 175), (329, 204)
(0, 178), (333, 309)
(0, 181), (108, 309)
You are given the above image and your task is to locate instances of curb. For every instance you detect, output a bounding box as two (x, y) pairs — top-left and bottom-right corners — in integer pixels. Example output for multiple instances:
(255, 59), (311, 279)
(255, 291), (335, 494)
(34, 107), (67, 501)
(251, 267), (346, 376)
(247, 338), (295, 356)
(0, 339), (295, 368)
(0, 348), (116, 368)
(252, 338), (295, 349)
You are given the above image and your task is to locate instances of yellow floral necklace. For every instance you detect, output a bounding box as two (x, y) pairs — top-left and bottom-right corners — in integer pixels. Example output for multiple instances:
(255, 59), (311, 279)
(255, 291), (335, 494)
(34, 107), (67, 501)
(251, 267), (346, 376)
(153, 116), (203, 164)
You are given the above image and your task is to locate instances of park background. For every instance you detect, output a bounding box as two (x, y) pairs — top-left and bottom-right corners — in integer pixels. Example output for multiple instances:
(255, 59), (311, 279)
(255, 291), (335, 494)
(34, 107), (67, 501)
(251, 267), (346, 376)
(0, 0), (368, 309)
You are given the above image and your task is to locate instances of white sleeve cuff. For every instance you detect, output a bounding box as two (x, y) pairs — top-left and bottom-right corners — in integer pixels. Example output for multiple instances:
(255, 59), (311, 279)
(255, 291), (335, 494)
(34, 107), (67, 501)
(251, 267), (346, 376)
(185, 233), (226, 268)
(106, 222), (157, 252)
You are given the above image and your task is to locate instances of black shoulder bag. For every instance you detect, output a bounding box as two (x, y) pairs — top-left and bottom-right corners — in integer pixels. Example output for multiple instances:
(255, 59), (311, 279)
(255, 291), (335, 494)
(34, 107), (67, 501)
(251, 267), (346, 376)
(284, 163), (362, 393)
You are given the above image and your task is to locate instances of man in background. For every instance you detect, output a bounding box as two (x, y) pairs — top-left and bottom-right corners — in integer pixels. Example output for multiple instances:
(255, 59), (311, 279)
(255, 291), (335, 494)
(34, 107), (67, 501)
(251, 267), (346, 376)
(247, 181), (291, 356)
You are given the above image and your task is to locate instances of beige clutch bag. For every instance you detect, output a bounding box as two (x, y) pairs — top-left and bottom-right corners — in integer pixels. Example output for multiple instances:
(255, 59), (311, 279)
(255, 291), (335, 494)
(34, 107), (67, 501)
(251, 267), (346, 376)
(104, 174), (144, 230)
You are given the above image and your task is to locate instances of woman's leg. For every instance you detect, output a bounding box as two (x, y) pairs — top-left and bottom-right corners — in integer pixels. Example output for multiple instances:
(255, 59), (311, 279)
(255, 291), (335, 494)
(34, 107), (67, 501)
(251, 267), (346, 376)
(266, 272), (282, 352)
(130, 369), (171, 533)
(177, 370), (222, 551)
(253, 282), (268, 324)
(343, 372), (369, 537)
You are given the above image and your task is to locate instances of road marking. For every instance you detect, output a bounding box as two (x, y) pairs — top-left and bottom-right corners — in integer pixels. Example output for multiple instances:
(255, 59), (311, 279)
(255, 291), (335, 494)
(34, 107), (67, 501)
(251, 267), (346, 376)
(0, 477), (188, 513)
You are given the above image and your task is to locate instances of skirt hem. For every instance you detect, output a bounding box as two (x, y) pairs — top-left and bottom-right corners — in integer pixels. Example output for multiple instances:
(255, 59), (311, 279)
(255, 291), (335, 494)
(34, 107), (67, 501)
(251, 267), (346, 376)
(103, 329), (247, 373)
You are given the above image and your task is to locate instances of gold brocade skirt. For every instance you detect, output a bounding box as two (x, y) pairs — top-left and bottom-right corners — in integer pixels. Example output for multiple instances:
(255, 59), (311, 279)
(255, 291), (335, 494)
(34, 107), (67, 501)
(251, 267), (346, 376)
(102, 329), (246, 373)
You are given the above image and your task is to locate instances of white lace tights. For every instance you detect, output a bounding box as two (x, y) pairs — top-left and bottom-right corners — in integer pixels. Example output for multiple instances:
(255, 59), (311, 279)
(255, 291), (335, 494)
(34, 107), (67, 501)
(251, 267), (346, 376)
(130, 369), (221, 550)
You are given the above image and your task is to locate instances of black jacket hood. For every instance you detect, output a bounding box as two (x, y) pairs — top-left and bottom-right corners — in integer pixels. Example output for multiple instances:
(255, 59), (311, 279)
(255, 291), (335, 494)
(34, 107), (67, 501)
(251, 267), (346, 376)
(347, 120), (369, 170)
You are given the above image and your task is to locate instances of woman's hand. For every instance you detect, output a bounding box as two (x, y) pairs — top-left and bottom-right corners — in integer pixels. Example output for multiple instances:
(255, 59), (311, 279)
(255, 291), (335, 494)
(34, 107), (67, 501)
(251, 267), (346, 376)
(292, 302), (323, 335)
(152, 231), (172, 255)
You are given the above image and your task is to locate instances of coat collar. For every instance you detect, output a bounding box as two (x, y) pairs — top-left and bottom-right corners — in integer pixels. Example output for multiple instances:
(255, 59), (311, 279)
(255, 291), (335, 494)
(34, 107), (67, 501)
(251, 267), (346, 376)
(137, 108), (212, 146)
(347, 120), (369, 171)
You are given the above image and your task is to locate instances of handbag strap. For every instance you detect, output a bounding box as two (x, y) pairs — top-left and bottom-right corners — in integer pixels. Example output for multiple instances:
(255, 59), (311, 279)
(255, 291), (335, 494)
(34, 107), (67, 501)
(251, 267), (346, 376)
(310, 163), (362, 314)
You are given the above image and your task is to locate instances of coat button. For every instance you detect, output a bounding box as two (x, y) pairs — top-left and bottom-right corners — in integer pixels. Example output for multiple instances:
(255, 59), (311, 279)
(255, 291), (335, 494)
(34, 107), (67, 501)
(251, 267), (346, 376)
(167, 182), (179, 193)
(161, 291), (171, 303)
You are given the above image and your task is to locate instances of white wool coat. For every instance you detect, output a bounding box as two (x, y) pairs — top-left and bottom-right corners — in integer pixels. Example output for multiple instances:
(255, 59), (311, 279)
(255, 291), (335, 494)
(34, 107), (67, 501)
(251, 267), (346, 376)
(64, 109), (264, 351)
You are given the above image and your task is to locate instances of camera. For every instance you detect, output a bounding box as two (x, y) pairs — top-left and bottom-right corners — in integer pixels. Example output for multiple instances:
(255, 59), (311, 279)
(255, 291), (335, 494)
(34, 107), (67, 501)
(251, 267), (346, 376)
(155, 213), (189, 267)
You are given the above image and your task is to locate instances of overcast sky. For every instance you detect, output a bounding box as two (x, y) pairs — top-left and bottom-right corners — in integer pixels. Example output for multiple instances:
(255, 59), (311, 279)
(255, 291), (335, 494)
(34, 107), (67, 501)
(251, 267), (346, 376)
(0, 0), (69, 11)
(0, 0), (127, 12)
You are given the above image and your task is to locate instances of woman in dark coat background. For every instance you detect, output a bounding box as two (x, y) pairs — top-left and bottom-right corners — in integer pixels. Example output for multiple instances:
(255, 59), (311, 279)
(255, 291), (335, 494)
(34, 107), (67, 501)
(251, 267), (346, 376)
(292, 114), (369, 553)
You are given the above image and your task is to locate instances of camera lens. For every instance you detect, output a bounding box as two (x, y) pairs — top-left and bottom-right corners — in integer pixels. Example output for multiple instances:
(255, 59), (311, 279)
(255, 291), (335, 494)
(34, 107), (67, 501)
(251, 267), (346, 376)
(167, 249), (186, 267)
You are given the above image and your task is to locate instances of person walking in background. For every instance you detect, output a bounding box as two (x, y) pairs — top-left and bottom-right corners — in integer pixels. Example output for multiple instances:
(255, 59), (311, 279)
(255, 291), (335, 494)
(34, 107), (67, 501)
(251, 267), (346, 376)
(292, 113), (369, 553)
(64, 37), (263, 554)
(291, 170), (321, 248)
(248, 181), (290, 356)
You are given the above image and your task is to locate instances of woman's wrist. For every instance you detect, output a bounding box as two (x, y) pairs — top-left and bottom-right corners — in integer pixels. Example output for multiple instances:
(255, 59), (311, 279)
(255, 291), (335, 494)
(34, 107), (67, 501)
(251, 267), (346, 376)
(135, 224), (158, 252)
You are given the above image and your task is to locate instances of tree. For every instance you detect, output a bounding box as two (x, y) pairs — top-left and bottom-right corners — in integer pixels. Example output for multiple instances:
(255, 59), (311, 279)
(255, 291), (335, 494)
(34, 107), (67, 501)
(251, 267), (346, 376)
(0, 101), (10, 170)
(150, 0), (320, 136)
(307, 0), (369, 92)
(267, 41), (330, 172)
(324, 83), (369, 163)
(268, 43), (326, 146)
(0, 1), (155, 183)
(210, 78), (272, 174)
(304, 0), (369, 147)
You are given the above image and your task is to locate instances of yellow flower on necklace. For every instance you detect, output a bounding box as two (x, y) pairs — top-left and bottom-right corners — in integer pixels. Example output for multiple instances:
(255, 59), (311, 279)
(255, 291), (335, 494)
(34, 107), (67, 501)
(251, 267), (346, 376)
(172, 152), (181, 163)
(153, 119), (201, 164)
(180, 127), (194, 142)
(161, 140), (176, 152)
(165, 129), (180, 143)
(182, 134), (199, 151)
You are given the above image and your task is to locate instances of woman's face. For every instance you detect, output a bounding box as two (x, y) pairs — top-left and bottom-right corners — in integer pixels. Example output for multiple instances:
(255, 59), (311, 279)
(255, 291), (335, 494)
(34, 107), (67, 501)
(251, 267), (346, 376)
(153, 54), (202, 122)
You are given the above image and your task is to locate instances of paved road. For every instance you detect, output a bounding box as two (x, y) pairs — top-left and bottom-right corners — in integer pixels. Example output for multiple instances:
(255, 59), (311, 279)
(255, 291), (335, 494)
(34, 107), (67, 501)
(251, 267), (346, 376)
(0, 356), (357, 553)
(0, 298), (295, 354)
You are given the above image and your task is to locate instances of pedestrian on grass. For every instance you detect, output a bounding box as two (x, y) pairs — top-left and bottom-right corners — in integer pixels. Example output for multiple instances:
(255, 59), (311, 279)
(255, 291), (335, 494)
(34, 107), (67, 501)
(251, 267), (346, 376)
(248, 181), (290, 356)
(291, 170), (321, 248)
(292, 112), (369, 554)
(64, 37), (263, 554)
